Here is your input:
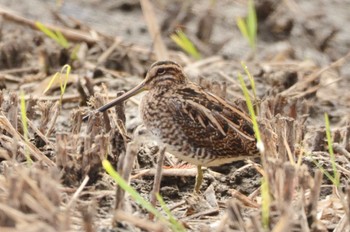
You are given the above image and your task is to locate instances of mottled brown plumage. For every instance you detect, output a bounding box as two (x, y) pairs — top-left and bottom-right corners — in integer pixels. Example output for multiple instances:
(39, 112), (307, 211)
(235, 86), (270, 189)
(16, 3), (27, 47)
(92, 60), (260, 191)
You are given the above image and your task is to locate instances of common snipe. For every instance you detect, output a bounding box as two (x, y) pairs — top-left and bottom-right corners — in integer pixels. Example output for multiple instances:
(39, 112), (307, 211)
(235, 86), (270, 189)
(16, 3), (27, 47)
(87, 61), (259, 192)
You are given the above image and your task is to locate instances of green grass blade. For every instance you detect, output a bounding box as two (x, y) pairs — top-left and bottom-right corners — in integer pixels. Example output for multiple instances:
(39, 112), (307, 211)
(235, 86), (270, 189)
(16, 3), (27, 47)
(70, 44), (80, 60)
(59, 64), (71, 95)
(247, 0), (257, 49)
(102, 160), (163, 219)
(19, 91), (33, 164)
(241, 62), (257, 100)
(261, 176), (270, 229)
(36, 22), (58, 41)
(236, 0), (257, 50)
(238, 71), (268, 227)
(237, 72), (263, 152)
(170, 30), (201, 60)
(156, 194), (186, 232)
(43, 72), (59, 94)
(55, 30), (69, 48)
(236, 17), (249, 40)
(35, 21), (69, 48)
(324, 113), (339, 186)
(103, 160), (188, 231)
(310, 156), (336, 184)
(43, 64), (71, 105)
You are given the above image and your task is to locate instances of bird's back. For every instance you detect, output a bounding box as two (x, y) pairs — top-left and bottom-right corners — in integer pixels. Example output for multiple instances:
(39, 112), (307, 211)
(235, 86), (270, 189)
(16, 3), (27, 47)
(140, 82), (259, 167)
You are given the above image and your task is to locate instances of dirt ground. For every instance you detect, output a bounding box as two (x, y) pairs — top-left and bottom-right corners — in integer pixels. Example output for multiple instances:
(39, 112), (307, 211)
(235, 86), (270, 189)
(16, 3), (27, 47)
(0, 0), (350, 231)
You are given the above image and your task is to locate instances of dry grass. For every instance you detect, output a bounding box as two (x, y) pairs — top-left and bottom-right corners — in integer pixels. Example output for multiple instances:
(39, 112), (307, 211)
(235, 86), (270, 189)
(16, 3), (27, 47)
(0, 1), (350, 231)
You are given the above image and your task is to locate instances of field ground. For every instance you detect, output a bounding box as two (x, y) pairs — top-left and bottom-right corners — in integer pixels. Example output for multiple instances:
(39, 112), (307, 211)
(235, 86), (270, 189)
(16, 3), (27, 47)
(0, 0), (350, 231)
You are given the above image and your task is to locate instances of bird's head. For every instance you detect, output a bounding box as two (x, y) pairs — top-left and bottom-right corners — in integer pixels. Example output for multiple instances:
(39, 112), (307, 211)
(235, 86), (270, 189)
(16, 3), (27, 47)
(94, 60), (187, 113)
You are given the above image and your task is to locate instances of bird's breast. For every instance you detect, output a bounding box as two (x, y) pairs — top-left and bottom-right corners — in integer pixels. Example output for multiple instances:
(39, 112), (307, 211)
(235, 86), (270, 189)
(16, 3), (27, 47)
(139, 90), (177, 136)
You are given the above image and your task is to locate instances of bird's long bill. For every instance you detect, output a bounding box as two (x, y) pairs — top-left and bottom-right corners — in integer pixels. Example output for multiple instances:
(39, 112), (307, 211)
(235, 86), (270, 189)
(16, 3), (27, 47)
(96, 80), (146, 112)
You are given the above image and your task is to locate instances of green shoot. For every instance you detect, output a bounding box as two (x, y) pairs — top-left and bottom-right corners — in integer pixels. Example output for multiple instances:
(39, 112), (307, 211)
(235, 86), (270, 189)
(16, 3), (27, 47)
(170, 30), (201, 60)
(70, 44), (80, 61)
(306, 114), (339, 188)
(241, 62), (257, 100)
(35, 21), (69, 48)
(310, 156), (338, 185)
(103, 160), (184, 231)
(261, 176), (270, 229)
(241, 62), (259, 115)
(156, 194), (186, 232)
(237, 72), (263, 152)
(324, 113), (340, 187)
(238, 72), (268, 227)
(19, 91), (33, 165)
(236, 0), (257, 50)
(102, 160), (162, 218)
(43, 64), (71, 105)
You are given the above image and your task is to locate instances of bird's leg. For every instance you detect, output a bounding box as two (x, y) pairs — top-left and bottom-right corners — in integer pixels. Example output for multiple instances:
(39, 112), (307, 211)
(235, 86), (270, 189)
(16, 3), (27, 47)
(194, 165), (203, 193)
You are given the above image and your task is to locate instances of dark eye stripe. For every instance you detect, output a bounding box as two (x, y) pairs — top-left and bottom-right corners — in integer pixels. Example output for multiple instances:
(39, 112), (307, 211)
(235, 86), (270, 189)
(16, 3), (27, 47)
(157, 68), (166, 75)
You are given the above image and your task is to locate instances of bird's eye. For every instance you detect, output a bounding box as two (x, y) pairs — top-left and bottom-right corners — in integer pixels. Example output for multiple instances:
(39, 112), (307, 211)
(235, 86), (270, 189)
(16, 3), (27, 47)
(156, 68), (166, 75)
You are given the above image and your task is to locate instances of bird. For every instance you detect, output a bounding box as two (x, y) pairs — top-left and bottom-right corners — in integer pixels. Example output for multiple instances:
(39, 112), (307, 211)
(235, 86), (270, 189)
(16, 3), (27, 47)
(86, 60), (260, 192)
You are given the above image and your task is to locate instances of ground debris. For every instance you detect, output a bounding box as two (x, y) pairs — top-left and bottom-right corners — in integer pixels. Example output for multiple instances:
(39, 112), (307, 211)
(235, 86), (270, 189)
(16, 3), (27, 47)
(0, 0), (349, 231)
